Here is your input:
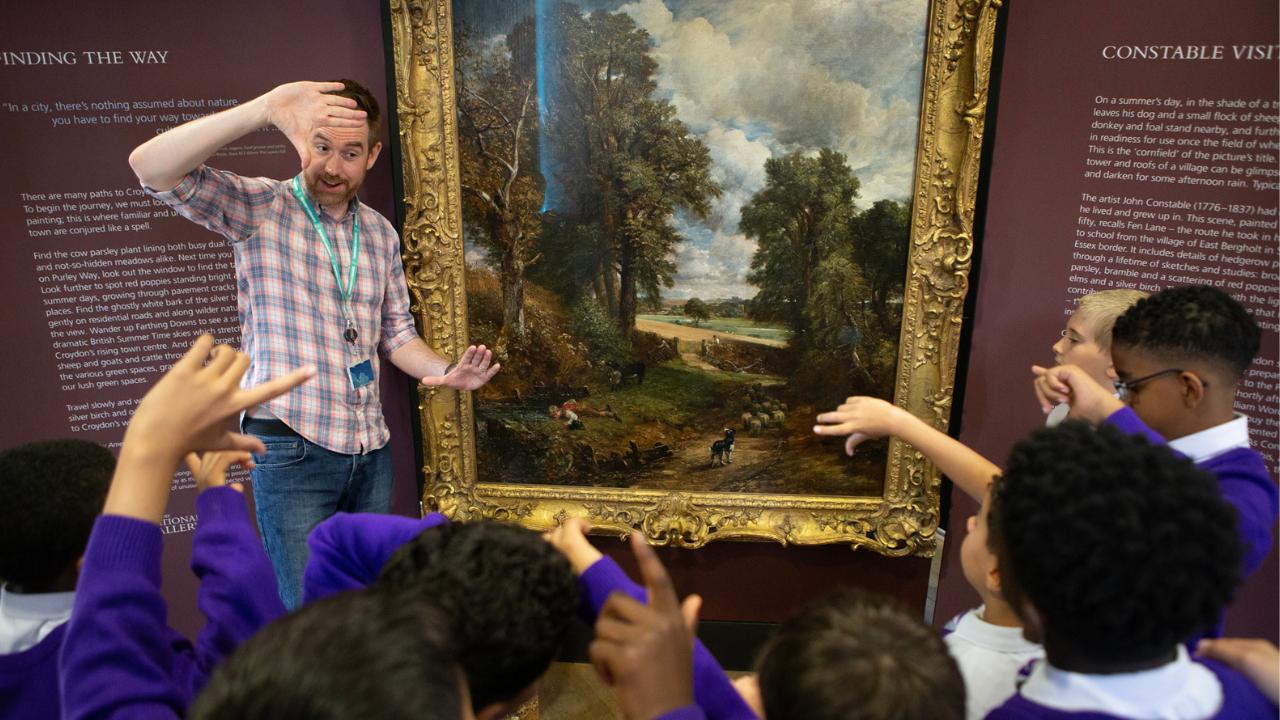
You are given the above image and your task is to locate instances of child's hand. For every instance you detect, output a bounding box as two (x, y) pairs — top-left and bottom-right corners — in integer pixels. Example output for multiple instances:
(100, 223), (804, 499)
(105, 335), (315, 525)
(185, 451), (253, 494)
(813, 396), (908, 455)
(124, 335), (315, 468)
(543, 517), (603, 575)
(589, 533), (701, 720)
(1031, 364), (1124, 422)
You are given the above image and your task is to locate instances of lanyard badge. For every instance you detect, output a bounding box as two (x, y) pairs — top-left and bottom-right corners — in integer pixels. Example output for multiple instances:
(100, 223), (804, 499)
(291, 176), (361, 344)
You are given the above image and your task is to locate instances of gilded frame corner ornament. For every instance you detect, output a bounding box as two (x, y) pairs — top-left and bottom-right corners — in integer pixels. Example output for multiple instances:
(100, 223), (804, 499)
(388, 0), (1001, 555)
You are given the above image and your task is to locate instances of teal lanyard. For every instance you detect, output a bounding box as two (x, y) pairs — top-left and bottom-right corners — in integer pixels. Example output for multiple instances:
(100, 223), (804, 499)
(291, 176), (360, 311)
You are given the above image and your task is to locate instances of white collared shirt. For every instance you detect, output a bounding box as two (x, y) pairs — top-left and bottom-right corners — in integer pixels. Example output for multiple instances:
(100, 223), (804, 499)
(0, 585), (75, 654)
(1020, 645), (1223, 719)
(1168, 414), (1250, 463)
(944, 606), (1045, 720)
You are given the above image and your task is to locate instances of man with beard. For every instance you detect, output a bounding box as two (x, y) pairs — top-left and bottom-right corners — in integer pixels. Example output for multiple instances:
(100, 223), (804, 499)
(128, 80), (499, 608)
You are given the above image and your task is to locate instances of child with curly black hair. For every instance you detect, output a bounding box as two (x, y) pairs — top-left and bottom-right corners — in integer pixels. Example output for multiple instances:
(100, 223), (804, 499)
(1033, 286), (1277, 590)
(303, 515), (578, 720)
(986, 422), (1275, 717)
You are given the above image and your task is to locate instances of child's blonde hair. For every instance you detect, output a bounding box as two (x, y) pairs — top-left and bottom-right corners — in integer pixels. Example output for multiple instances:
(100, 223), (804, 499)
(1075, 289), (1148, 351)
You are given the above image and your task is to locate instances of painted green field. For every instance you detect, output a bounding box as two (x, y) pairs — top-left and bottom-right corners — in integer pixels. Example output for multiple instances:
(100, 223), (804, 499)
(637, 314), (792, 342)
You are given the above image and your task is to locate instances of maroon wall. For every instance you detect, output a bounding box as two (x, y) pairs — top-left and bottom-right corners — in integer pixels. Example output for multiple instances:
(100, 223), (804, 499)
(1, 2), (418, 638)
(935, 0), (1279, 641)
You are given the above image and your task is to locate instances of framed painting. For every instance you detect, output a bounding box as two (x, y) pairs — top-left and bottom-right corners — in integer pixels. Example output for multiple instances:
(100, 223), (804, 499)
(387, 0), (999, 554)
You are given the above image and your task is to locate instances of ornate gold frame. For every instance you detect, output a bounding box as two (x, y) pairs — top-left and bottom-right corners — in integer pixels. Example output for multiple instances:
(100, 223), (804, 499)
(388, 0), (1001, 555)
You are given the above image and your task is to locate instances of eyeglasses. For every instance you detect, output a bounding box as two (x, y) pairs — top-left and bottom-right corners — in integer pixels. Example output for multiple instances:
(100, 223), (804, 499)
(1112, 368), (1208, 402)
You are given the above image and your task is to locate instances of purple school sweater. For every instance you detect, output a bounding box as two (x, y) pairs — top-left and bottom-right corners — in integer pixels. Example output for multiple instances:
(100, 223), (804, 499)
(1108, 408), (1278, 577)
(985, 658), (1277, 718)
(301, 511), (451, 602)
(0, 624), (67, 719)
(301, 514), (749, 720)
(56, 487), (286, 720)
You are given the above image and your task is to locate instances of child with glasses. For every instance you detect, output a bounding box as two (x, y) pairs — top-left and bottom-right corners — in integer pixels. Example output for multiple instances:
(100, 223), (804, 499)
(1033, 286), (1278, 618)
(810, 289), (1144, 719)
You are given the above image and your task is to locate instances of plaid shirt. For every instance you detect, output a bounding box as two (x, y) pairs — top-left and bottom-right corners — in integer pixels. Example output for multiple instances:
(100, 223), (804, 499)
(148, 166), (419, 454)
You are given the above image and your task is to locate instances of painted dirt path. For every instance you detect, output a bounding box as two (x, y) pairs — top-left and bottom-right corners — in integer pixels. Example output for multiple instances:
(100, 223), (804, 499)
(624, 431), (790, 493)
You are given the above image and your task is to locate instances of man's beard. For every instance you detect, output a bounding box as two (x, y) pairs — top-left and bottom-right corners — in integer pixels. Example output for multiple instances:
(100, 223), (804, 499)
(308, 175), (360, 211)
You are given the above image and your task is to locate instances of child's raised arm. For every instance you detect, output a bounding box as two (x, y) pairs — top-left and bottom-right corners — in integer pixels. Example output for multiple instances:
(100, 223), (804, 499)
(813, 396), (1000, 501)
(545, 519), (757, 720)
(60, 336), (313, 719)
(103, 336), (314, 524)
(180, 451), (287, 688)
(590, 533), (706, 720)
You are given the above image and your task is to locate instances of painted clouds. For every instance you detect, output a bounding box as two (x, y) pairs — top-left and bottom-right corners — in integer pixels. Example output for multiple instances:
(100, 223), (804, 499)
(614, 0), (926, 299)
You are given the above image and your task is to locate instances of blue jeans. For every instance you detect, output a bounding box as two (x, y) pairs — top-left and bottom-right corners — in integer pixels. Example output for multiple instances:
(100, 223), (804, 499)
(249, 433), (392, 609)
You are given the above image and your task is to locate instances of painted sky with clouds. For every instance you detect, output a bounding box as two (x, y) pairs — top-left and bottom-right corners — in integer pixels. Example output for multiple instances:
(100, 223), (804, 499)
(457, 0), (927, 300)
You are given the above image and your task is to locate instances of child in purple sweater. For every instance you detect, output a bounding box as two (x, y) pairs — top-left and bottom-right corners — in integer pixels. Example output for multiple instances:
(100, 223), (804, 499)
(986, 422), (1276, 718)
(544, 519), (758, 720)
(0, 440), (113, 719)
(304, 512), (748, 720)
(0, 438), (283, 720)
(1033, 286), (1278, 583)
(56, 335), (313, 719)
(546, 521), (966, 720)
(307, 515), (578, 720)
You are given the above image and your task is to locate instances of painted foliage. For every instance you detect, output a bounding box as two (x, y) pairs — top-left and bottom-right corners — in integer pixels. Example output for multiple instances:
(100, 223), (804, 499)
(455, 0), (924, 497)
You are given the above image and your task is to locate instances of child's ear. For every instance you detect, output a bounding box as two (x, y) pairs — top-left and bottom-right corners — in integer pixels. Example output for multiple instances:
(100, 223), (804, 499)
(1104, 362), (1118, 381)
(1179, 371), (1208, 408)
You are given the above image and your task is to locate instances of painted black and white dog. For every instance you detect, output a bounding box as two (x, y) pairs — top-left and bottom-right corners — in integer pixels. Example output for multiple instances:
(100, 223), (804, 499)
(710, 428), (735, 467)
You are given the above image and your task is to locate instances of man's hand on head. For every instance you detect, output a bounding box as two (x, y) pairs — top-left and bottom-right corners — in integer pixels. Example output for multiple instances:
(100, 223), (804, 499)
(264, 81), (369, 170)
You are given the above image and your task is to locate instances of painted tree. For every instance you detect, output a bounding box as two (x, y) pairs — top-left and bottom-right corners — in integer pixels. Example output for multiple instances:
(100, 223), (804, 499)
(741, 149), (861, 335)
(684, 297), (711, 326)
(456, 17), (543, 341)
(853, 198), (911, 327)
(542, 3), (719, 335)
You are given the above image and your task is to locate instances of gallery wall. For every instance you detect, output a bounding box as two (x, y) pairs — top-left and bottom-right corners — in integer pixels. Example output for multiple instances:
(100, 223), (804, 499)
(0, 2), (420, 638)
